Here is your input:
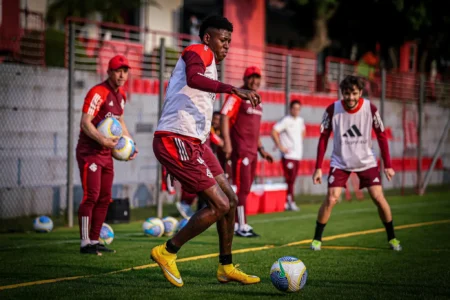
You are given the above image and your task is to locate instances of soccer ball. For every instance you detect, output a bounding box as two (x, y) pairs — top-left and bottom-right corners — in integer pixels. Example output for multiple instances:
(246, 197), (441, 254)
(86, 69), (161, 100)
(97, 117), (122, 139)
(33, 216), (53, 233)
(112, 136), (136, 161)
(99, 223), (114, 245)
(142, 217), (165, 237)
(162, 217), (179, 237)
(270, 256), (308, 292)
(176, 218), (189, 232)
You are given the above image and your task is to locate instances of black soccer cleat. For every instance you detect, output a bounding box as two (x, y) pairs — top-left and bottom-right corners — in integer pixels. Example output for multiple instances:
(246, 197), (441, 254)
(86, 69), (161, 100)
(235, 229), (260, 238)
(80, 244), (102, 255)
(96, 244), (116, 253)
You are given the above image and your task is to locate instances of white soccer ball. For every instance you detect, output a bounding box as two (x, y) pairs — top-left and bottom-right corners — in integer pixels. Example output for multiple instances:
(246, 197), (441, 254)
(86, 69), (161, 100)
(162, 217), (179, 237)
(270, 256), (308, 292)
(97, 117), (123, 139)
(33, 216), (54, 233)
(99, 223), (114, 245)
(112, 136), (136, 161)
(142, 217), (165, 237)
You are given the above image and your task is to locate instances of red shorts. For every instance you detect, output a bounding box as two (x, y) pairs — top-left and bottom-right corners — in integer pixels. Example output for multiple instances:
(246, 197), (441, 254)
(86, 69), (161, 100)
(153, 133), (223, 194)
(282, 158), (300, 183)
(328, 166), (381, 189)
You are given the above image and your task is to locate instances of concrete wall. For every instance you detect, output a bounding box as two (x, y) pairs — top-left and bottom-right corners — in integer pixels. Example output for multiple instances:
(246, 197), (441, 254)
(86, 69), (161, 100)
(0, 63), (449, 218)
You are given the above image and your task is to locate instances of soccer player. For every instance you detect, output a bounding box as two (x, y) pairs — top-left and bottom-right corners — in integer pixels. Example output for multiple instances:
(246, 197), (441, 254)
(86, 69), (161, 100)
(310, 75), (402, 251)
(176, 111), (224, 218)
(151, 16), (261, 287)
(221, 66), (274, 238)
(76, 55), (138, 255)
(272, 100), (306, 211)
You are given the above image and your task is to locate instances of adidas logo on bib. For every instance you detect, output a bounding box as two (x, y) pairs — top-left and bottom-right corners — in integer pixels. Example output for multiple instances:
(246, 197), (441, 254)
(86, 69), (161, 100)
(343, 125), (362, 137)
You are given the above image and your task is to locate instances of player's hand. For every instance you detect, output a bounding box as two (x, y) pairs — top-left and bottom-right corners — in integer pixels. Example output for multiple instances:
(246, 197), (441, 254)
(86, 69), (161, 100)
(312, 169), (322, 185)
(232, 88), (261, 108)
(384, 168), (395, 181)
(102, 137), (119, 149)
(129, 144), (139, 160)
(260, 150), (273, 163)
(279, 146), (289, 154)
(223, 142), (232, 159)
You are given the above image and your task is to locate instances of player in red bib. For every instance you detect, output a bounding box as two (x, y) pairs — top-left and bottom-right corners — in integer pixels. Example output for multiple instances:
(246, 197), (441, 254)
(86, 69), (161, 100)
(76, 55), (138, 255)
(151, 16), (262, 287)
(311, 75), (401, 251)
(221, 66), (274, 238)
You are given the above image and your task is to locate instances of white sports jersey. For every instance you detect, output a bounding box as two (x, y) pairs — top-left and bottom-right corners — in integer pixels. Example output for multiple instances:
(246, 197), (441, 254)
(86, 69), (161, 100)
(328, 99), (378, 171)
(156, 44), (217, 143)
(273, 115), (306, 160)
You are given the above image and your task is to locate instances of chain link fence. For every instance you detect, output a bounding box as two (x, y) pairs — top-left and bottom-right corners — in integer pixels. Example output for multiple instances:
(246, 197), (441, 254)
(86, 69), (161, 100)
(1, 17), (449, 231)
(0, 63), (68, 231)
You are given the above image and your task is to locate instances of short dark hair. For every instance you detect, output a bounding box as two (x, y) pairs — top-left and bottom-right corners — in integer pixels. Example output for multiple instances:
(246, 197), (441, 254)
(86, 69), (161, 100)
(339, 75), (365, 92)
(199, 15), (233, 40)
(213, 111), (221, 116)
(290, 99), (302, 108)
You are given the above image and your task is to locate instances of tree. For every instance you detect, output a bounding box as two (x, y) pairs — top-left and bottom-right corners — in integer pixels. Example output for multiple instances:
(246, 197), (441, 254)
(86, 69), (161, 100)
(46, 0), (159, 25)
(293, 0), (339, 53)
(311, 0), (450, 72)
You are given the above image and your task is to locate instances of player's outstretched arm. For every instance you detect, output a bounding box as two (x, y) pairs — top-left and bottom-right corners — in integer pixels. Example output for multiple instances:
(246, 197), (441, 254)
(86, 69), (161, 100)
(230, 88), (260, 108)
(183, 49), (260, 107)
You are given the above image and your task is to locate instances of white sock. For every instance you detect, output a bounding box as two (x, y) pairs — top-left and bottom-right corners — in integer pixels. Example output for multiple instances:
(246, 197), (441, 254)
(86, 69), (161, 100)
(81, 239), (91, 247)
(237, 206), (246, 231)
(287, 194), (293, 204)
(91, 240), (99, 245)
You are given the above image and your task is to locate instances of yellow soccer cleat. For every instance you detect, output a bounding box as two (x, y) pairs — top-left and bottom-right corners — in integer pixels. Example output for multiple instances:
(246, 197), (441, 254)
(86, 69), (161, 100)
(150, 243), (183, 287)
(217, 264), (260, 285)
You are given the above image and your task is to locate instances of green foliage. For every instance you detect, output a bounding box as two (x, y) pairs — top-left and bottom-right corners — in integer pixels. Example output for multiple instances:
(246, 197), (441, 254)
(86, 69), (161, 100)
(45, 28), (65, 67)
(295, 0), (339, 19)
(46, 0), (159, 25)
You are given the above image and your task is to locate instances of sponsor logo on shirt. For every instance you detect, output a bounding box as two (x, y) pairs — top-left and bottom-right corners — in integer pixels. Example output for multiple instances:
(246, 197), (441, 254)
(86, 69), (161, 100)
(105, 112), (120, 119)
(343, 125), (362, 137)
(246, 107), (263, 115)
(342, 125), (368, 145)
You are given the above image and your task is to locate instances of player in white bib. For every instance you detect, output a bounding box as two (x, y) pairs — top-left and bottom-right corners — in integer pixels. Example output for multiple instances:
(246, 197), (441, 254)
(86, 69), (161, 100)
(151, 16), (262, 288)
(311, 75), (402, 251)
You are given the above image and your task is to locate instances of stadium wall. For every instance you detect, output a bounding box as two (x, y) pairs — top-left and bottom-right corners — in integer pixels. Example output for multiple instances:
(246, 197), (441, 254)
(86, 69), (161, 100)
(0, 63), (449, 218)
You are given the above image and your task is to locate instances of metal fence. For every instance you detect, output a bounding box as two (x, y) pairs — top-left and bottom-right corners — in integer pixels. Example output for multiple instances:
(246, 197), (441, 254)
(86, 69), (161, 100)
(1, 17), (449, 231)
(0, 63), (68, 229)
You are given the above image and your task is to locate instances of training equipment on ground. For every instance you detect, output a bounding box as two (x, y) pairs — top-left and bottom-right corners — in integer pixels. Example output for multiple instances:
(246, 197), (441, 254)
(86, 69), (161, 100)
(112, 136), (136, 161)
(99, 223), (114, 245)
(176, 218), (189, 232)
(33, 216), (54, 233)
(97, 117), (123, 139)
(162, 216), (179, 237)
(270, 256), (308, 292)
(143, 217), (165, 237)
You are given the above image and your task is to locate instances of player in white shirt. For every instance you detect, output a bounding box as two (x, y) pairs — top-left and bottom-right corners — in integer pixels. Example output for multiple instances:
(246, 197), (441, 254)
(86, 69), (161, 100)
(272, 100), (306, 211)
(311, 75), (402, 251)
